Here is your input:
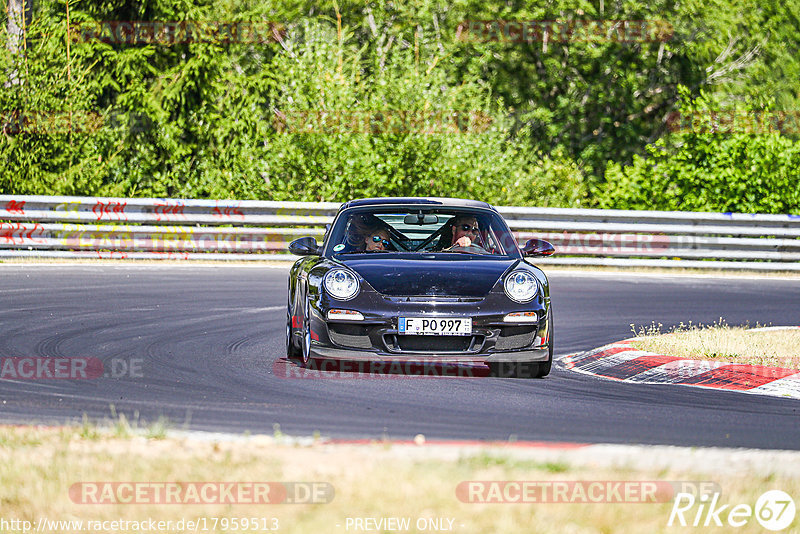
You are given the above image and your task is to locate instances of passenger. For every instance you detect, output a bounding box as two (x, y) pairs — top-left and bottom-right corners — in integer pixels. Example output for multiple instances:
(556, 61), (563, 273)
(363, 226), (391, 251)
(346, 215), (392, 252)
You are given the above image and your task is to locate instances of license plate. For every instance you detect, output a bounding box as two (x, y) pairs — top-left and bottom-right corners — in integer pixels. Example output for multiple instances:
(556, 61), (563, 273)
(398, 317), (472, 336)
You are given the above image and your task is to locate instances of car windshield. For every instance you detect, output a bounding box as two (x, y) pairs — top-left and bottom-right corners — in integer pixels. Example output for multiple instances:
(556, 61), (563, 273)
(326, 207), (520, 257)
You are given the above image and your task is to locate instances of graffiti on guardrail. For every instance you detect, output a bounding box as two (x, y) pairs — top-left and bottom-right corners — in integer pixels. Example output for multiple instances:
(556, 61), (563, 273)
(152, 200), (186, 221)
(55, 200), (82, 214)
(0, 222), (45, 244)
(152, 251), (191, 260)
(95, 251), (130, 259)
(1, 196), (797, 265)
(60, 226), (135, 249)
(92, 201), (128, 221)
(213, 201), (245, 219)
(0, 197), (340, 222)
(4, 200), (26, 214)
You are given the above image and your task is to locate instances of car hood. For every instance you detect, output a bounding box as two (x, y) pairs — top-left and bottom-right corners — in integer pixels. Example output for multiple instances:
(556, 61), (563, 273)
(340, 256), (518, 297)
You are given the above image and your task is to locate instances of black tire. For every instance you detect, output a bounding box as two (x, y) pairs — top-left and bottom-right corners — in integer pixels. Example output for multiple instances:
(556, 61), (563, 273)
(300, 297), (312, 366)
(286, 313), (302, 360)
(286, 290), (302, 361)
(533, 309), (553, 378)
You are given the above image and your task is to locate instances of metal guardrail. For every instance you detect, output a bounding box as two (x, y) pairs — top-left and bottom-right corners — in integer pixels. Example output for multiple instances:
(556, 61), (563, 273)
(1, 195), (799, 270)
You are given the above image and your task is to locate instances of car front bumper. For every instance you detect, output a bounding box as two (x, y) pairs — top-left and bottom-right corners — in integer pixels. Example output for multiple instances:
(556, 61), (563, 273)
(305, 290), (551, 364)
(308, 344), (550, 364)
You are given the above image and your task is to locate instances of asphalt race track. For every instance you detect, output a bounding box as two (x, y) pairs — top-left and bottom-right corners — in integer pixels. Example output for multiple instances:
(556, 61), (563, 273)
(1, 265), (799, 450)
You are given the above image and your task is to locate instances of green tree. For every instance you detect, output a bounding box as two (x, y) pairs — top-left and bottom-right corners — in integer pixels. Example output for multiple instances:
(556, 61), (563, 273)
(596, 89), (800, 214)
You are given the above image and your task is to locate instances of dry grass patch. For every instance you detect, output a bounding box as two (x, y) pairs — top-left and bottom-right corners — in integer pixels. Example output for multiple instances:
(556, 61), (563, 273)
(630, 321), (800, 369)
(0, 425), (799, 533)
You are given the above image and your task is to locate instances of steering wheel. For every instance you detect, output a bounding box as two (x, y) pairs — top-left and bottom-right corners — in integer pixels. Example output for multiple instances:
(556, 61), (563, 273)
(444, 244), (487, 253)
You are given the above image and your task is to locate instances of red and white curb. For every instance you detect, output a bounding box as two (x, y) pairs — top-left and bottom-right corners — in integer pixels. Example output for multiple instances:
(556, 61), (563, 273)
(562, 328), (800, 400)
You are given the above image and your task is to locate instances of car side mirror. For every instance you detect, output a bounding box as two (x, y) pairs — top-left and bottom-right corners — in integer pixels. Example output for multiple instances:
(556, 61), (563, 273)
(289, 237), (321, 256)
(520, 238), (555, 257)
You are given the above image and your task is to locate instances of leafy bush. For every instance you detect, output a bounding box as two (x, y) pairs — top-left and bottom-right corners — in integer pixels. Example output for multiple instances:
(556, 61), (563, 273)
(596, 89), (800, 214)
(1, 6), (588, 206)
(3, 1), (799, 213)
(254, 19), (587, 205)
(0, 12), (107, 195)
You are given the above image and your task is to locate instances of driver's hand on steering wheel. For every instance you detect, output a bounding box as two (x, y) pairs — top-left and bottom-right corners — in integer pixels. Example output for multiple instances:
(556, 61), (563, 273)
(445, 236), (483, 251)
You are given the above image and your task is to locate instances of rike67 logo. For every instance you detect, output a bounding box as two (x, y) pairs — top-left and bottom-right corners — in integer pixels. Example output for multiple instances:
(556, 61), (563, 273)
(669, 490), (795, 531)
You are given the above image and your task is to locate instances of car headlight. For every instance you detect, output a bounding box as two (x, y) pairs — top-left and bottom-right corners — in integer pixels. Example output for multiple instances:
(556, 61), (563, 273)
(504, 270), (538, 303)
(323, 269), (360, 300)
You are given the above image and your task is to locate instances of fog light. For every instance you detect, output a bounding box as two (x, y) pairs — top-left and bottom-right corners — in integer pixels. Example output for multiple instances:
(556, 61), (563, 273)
(327, 309), (365, 321)
(503, 312), (539, 323)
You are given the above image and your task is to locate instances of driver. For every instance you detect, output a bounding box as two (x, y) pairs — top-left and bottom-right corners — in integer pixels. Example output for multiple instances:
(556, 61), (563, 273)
(446, 215), (484, 249)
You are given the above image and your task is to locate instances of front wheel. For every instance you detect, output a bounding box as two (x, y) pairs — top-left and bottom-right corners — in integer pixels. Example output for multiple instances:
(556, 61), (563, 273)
(286, 292), (301, 361)
(300, 297), (312, 365)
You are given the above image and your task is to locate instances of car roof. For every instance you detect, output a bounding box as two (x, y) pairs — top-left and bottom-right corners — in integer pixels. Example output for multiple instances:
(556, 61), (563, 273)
(339, 197), (496, 212)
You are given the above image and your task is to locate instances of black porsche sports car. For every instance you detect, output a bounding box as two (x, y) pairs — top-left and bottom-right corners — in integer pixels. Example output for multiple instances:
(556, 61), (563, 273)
(286, 197), (555, 378)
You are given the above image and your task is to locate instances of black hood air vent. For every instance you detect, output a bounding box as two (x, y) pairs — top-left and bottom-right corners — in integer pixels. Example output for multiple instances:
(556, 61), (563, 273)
(384, 296), (483, 303)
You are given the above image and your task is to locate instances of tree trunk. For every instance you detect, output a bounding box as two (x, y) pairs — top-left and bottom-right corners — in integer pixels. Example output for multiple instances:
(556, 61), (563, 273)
(5, 0), (31, 88)
(6, 0), (31, 55)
